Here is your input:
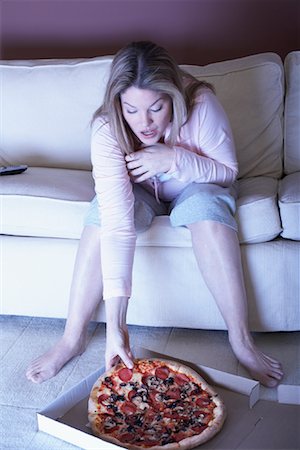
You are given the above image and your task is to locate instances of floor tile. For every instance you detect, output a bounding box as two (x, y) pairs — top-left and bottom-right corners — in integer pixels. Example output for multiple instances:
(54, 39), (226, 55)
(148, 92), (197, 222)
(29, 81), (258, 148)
(26, 430), (81, 450)
(0, 405), (38, 450)
(165, 328), (239, 373)
(0, 315), (32, 359)
(0, 318), (97, 409)
(237, 331), (300, 401)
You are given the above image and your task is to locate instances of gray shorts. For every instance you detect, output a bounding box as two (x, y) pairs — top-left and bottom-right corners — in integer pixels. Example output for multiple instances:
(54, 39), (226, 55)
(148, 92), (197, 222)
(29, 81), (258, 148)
(84, 182), (238, 233)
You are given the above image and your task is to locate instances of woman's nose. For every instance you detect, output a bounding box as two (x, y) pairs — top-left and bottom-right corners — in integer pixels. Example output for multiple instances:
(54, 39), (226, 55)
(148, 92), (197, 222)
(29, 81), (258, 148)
(141, 113), (153, 128)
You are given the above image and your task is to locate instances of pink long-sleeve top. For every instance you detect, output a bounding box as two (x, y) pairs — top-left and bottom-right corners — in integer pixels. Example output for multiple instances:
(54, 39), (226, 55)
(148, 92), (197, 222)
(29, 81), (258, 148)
(91, 88), (238, 300)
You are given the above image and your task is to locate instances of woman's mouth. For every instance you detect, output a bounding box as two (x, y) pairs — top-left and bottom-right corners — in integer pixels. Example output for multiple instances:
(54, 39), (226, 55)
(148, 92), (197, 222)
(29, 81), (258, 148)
(141, 129), (158, 139)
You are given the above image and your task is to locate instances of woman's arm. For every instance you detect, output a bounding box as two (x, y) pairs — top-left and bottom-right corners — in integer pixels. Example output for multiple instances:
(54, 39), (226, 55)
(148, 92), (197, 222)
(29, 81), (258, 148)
(91, 120), (136, 369)
(91, 120), (136, 301)
(166, 91), (239, 187)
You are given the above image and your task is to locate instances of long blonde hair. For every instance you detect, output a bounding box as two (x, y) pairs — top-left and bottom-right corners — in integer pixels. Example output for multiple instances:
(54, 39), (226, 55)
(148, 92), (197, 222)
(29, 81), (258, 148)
(93, 41), (212, 154)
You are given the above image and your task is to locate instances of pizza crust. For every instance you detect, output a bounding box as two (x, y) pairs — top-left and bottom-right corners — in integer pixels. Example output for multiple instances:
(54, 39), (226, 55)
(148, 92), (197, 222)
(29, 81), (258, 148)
(88, 358), (226, 450)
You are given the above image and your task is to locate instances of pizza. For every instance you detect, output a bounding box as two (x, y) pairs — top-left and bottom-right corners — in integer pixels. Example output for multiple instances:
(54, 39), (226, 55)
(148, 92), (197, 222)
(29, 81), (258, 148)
(88, 358), (226, 449)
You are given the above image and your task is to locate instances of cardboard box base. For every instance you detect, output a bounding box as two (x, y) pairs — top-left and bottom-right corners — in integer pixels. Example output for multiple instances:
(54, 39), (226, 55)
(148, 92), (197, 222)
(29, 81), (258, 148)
(37, 347), (300, 450)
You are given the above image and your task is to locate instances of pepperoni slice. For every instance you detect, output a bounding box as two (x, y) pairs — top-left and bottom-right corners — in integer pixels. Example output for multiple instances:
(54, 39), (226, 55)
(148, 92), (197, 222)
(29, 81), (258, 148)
(128, 390), (136, 401)
(104, 425), (119, 433)
(148, 391), (164, 412)
(192, 424), (207, 433)
(118, 432), (135, 443)
(118, 367), (133, 382)
(142, 439), (161, 447)
(98, 393), (110, 404)
(164, 410), (181, 419)
(120, 401), (137, 415)
(166, 387), (181, 400)
(149, 390), (162, 405)
(203, 413), (213, 425)
(196, 397), (211, 407)
(155, 366), (170, 380)
(174, 431), (187, 442)
(174, 373), (190, 385)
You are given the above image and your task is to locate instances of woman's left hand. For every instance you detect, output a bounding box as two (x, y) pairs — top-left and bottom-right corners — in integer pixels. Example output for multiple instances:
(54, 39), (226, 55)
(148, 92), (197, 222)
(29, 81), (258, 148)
(125, 144), (174, 182)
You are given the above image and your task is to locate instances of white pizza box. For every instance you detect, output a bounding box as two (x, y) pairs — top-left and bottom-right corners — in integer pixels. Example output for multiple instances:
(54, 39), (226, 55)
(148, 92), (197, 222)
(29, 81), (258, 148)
(37, 346), (300, 450)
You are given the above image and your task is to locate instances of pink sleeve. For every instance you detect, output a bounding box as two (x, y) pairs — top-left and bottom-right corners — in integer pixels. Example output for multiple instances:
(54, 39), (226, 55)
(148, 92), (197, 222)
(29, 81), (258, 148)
(91, 119), (136, 300)
(167, 91), (239, 187)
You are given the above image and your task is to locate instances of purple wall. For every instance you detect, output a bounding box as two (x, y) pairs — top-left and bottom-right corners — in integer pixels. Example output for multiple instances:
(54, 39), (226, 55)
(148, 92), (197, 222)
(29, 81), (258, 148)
(1, 0), (299, 64)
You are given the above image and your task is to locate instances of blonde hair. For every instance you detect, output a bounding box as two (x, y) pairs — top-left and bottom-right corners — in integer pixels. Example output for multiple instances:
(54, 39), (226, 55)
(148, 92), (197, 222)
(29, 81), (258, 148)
(93, 41), (213, 154)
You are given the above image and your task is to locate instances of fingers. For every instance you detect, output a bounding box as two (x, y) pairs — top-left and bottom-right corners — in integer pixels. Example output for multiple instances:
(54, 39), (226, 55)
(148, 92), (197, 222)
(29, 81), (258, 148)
(126, 159), (140, 171)
(105, 353), (119, 371)
(129, 166), (148, 177)
(121, 351), (134, 369)
(105, 350), (134, 371)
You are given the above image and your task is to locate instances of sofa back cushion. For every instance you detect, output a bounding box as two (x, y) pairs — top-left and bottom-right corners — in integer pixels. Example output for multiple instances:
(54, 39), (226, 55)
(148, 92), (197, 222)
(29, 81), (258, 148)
(1, 53), (284, 177)
(284, 51), (300, 174)
(182, 53), (284, 179)
(0, 57), (112, 170)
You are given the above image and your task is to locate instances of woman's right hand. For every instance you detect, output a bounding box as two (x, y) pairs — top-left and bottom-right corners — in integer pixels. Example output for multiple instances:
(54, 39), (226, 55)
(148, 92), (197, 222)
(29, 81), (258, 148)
(105, 325), (134, 370)
(105, 296), (134, 370)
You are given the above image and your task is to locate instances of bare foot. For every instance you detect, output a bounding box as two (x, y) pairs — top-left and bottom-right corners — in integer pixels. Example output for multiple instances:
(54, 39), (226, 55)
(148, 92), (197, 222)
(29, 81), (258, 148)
(26, 335), (86, 384)
(229, 333), (284, 388)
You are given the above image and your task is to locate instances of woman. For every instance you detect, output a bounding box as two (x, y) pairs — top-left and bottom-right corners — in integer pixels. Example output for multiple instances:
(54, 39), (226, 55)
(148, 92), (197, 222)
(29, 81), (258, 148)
(26, 41), (283, 387)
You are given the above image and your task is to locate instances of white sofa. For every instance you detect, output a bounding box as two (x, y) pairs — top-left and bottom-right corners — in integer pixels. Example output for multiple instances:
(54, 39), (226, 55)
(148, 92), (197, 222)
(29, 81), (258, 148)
(1, 51), (299, 332)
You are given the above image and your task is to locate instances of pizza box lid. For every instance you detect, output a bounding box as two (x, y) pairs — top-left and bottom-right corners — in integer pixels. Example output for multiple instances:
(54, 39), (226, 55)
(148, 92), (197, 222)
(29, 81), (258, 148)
(37, 346), (300, 450)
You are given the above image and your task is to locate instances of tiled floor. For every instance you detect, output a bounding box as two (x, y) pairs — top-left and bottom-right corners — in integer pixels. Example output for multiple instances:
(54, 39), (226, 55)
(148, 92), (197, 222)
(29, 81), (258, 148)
(0, 315), (299, 449)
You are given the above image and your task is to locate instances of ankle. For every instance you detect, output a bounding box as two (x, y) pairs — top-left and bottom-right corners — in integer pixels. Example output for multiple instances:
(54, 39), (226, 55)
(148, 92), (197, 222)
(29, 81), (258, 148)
(62, 327), (87, 346)
(228, 327), (254, 348)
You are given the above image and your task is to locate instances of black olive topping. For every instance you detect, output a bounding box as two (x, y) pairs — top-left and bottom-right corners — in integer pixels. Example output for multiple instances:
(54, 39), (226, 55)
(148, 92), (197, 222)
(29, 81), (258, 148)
(169, 401), (179, 409)
(134, 417), (143, 427)
(163, 377), (174, 385)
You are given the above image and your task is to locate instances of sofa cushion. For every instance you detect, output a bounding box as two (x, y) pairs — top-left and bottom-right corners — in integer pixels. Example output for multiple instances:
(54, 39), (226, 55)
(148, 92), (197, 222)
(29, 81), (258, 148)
(0, 56), (113, 170)
(182, 53), (284, 179)
(279, 172), (300, 240)
(235, 177), (282, 244)
(284, 51), (300, 174)
(137, 177), (282, 246)
(1, 53), (283, 179)
(0, 167), (95, 238)
(1, 168), (281, 245)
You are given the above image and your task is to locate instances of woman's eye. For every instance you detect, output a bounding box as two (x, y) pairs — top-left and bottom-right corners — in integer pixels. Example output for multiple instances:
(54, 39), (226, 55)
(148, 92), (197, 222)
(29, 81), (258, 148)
(126, 110), (137, 114)
(151, 105), (162, 113)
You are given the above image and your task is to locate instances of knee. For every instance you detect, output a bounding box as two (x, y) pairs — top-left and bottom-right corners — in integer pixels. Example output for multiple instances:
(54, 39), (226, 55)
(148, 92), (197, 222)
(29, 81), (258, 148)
(134, 201), (155, 233)
(187, 220), (222, 236)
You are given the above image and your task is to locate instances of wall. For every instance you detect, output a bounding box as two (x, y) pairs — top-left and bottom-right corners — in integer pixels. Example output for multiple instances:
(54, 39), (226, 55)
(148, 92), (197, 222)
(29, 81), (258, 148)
(0, 0), (299, 64)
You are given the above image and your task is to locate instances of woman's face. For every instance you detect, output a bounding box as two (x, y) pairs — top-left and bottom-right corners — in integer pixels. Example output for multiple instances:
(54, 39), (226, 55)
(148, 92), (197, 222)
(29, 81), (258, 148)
(120, 86), (172, 145)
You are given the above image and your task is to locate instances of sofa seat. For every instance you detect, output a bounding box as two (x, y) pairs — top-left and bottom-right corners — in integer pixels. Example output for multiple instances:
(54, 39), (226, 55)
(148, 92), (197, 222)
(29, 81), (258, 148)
(0, 167), (95, 238)
(1, 166), (282, 245)
(279, 172), (300, 240)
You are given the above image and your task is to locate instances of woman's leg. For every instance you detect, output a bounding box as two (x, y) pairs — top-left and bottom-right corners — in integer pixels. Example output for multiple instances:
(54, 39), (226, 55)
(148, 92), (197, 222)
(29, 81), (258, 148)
(188, 220), (284, 387)
(26, 185), (166, 383)
(26, 225), (103, 383)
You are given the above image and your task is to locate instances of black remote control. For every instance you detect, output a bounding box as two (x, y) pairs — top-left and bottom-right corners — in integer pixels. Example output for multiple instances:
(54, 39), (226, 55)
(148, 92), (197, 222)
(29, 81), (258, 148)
(0, 165), (28, 176)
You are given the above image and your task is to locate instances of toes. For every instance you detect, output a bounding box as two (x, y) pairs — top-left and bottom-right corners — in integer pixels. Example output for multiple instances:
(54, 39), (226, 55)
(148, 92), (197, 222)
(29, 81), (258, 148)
(264, 377), (279, 388)
(29, 374), (42, 384)
(262, 353), (282, 367)
(259, 367), (283, 387)
(271, 368), (284, 380)
(26, 370), (42, 383)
